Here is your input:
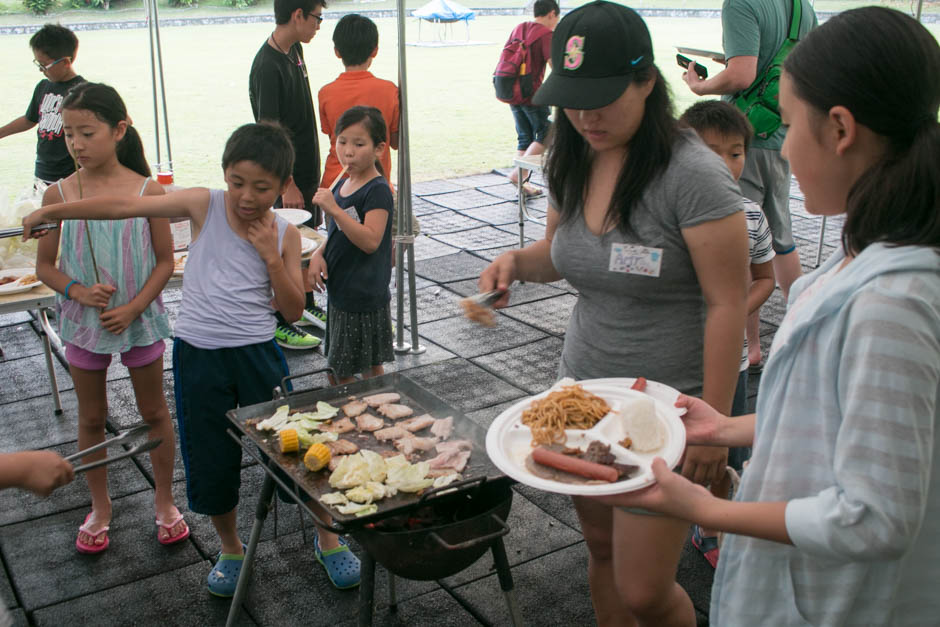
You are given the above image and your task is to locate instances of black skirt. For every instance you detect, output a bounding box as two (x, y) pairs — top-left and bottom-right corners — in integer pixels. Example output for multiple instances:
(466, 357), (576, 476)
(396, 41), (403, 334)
(325, 302), (395, 378)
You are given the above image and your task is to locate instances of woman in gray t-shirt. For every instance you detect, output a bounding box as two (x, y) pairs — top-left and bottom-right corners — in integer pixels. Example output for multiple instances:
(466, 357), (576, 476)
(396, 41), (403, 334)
(479, 3), (749, 625)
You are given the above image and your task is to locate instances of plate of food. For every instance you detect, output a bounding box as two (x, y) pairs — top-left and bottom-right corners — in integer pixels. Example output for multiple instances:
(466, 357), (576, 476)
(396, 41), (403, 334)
(301, 236), (318, 256)
(173, 252), (187, 276)
(485, 378), (686, 496)
(0, 268), (42, 295)
(274, 208), (312, 226)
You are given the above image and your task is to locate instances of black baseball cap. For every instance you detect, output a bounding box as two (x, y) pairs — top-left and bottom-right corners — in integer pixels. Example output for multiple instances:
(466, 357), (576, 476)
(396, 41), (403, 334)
(533, 1), (654, 110)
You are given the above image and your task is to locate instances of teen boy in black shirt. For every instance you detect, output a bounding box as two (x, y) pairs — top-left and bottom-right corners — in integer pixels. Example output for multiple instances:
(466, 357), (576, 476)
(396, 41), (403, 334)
(0, 24), (84, 188)
(249, 0), (328, 350)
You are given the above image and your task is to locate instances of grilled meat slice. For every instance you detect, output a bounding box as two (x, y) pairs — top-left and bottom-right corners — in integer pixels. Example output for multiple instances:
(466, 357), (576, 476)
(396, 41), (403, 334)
(377, 403), (414, 419)
(394, 436), (438, 459)
(399, 414), (435, 433)
(374, 425), (410, 441)
(428, 448), (471, 473)
(435, 439), (473, 455)
(342, 398), (369, 417)
(325, 439), (359, 456)
(430, 416), (454, 440)
(355, 413), (385, 432)
(320, 417), (356, 434)
(363, 392), (401, 407)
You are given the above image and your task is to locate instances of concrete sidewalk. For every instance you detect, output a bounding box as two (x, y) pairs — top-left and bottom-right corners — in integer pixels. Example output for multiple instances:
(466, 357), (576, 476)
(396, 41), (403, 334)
(0, 169), (839, 626)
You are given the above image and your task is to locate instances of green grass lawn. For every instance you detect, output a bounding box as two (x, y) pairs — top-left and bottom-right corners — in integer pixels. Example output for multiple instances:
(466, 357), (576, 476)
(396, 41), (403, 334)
(1, 6), (937, 204)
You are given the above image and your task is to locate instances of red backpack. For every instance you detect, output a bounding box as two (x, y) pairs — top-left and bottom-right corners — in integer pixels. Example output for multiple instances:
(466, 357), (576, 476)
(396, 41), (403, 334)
(493, 22), (547, 105)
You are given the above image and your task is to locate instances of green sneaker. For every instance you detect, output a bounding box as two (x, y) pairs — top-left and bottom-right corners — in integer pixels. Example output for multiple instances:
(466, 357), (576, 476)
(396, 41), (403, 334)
(296, 305), (327, 330)
(275, 322), (321, 350)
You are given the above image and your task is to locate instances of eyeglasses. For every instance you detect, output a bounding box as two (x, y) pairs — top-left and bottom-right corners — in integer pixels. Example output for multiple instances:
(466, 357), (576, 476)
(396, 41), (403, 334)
(306, 12), (323, 23)
(33, 57), (69, 72)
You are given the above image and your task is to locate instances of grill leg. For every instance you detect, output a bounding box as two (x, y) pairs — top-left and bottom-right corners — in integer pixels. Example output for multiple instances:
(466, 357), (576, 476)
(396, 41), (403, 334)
(388, 573), (398, 612)
(358, 551), (376, 626)
(225, 475), (276, 627)
(37, 308), (63, 415)
(491, 537), (523, 627)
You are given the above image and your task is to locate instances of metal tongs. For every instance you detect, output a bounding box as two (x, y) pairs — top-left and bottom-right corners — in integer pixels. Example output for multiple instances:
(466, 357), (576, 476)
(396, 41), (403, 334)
(0, 223), (59, 240)
(64, 424), (161, 474)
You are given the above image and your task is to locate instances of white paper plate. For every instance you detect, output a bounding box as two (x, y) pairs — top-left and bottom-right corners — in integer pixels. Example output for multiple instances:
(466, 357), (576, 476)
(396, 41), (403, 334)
(173, 252), (187, 276)
(485, 379), (686, 496)
(0, 268), (43, 295)
(301, 236), (318, 256)
(274, 208), (312, 226)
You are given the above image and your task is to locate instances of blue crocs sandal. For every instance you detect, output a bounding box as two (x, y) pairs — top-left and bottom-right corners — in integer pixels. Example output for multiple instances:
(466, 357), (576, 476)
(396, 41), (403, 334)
(314, 534), (361, 589)
(691, 524), (720, 569)
(208, 545), (246, 597)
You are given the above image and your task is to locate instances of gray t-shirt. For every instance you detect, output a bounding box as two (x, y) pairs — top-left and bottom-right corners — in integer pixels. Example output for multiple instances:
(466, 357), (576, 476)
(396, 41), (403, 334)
(550, 130), (743, 396)
(721, 0), (818, 150)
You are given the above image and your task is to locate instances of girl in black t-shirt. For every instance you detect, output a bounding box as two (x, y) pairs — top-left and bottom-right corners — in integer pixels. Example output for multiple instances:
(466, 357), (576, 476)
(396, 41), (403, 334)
(309, 106), (395, 384)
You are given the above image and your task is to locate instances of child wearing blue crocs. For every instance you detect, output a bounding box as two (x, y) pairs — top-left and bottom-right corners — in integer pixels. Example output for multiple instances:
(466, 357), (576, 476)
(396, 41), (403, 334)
(23, 121), (360, 594)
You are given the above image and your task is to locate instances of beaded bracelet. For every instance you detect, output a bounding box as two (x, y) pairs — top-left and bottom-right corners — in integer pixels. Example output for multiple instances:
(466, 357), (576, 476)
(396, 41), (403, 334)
(64, 280), (78, 300)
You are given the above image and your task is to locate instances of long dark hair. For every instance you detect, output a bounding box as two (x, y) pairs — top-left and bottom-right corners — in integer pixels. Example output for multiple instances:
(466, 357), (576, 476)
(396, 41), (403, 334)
(545, 65), (678, 232)
(784, 7), (940, 254)
(61, 82), (151, 178)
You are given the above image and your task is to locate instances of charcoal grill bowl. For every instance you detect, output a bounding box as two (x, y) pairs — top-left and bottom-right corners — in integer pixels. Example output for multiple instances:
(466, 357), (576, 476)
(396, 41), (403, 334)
(351, 479), (513, 581)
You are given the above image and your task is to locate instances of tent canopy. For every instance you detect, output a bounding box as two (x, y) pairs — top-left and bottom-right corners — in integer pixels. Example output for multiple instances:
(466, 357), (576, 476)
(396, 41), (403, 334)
(411, 0), (475, 23)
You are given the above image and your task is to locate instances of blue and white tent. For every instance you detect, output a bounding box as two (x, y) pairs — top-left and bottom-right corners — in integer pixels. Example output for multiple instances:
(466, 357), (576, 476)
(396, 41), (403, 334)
(412, 0), (475, 41)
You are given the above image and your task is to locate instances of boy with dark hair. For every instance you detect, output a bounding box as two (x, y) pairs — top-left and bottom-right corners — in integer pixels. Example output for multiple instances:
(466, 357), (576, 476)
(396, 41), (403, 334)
(23, 121), (360, 595)
(0, 24), (84, 187)
(679, 99), (776, 568)
(249, 0), (327, 350)
(318, 13), (399, 191)
(500, 0), (559, 196)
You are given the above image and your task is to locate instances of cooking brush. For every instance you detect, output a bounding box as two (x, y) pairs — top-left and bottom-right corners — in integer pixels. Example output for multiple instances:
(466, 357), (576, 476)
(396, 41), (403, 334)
(462, 288), (508, 308)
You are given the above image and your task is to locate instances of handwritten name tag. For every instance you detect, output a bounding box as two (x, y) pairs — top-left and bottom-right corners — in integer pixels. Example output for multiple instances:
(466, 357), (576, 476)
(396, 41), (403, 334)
(609, 243), (663, 277)
(333, 206), (360, 232)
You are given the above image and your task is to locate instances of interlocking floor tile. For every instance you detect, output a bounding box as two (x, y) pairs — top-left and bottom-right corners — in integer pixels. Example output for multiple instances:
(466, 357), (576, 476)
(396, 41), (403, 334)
(0, 558), (16, 609)
(415, 314), (549, 360)
(0, 321), (43, 361)
(401, 358), (527, 413)
(415, 210), (487, 235)
(414, 251), (491, 284)
(1, 490), (202, 611)
(395, 284), (464, 324)
(409, 196), (449, 217)
(431, 226), (520, 251)
(449, 173), (509, 188)
(31, 562), (255, 627)
(0, 312), (31, 327)
(472, 336), (565, 394)
(411, 180), (464, 196)
(412, 235), (460, 261)
(496, 220), (548, 242)
(0, 351), (73, 404)
(384, 336), (457, 373)
(0, 391), (78, 452)
(476, 182), (521, 202)
(458, 201), (520, 226)
(465, 398), (520, 430)
(501, 294), (577, 336)
(423, 189), (507, 211)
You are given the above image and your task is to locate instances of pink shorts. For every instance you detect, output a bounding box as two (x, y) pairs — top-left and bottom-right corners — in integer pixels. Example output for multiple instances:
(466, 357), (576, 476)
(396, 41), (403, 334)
(65, 340), (166, 371)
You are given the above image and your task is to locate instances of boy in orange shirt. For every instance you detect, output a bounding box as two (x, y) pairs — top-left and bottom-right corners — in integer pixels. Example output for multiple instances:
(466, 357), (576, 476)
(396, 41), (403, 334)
(318, 14), (398, 188)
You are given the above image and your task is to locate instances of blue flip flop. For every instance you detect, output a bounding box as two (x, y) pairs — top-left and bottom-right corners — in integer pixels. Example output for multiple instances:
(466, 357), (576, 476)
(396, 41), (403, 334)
(314, 534), (361, 589)
(208, 544), (247, 597)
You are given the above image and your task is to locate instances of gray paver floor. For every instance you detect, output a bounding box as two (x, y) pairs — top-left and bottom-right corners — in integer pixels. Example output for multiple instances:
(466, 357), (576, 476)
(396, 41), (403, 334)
(0, 170), (837, 626)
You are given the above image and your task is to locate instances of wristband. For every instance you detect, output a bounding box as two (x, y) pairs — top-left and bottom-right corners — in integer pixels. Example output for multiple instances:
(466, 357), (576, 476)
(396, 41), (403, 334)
(64, 280), (78, 300)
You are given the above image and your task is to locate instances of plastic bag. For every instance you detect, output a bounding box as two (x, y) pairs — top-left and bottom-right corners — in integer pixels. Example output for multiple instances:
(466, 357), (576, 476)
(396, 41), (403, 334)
(0, 183), (45, 271)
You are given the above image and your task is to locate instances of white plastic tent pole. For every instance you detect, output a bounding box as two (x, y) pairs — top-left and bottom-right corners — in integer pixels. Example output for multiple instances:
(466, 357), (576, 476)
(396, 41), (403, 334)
(916, 0), (923, 21)
(394, 0), (425, 355)
(146, 0), (161, 166)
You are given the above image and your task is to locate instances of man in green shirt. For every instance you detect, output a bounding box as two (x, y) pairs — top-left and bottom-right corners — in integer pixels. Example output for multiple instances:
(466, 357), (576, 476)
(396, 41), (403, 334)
(682, 0), (816, 362)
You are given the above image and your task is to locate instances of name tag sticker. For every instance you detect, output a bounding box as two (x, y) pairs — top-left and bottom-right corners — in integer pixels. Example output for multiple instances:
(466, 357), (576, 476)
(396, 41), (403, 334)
(334, 206), (360, 232)
(609, 243), (663, 277)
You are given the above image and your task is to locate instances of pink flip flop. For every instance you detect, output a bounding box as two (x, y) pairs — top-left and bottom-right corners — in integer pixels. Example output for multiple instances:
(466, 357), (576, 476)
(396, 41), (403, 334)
(156, 513), (190, 546)
(76, 512), (110, 554)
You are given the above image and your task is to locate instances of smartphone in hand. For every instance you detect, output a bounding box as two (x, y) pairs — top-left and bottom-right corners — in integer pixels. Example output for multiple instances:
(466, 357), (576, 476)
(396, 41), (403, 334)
(677, 54), (708, 79)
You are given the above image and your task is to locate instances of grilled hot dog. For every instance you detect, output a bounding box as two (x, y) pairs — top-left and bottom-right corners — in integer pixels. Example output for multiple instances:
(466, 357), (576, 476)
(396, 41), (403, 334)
(531, 446), (619, 483)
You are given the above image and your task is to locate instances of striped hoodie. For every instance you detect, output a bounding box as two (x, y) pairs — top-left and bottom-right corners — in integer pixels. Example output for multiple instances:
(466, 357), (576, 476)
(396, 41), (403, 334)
(711, 243), (940, 626)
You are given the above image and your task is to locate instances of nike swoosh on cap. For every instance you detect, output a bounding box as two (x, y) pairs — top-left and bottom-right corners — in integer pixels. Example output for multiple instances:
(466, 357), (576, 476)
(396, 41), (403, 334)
(631, 55), (644, 65)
